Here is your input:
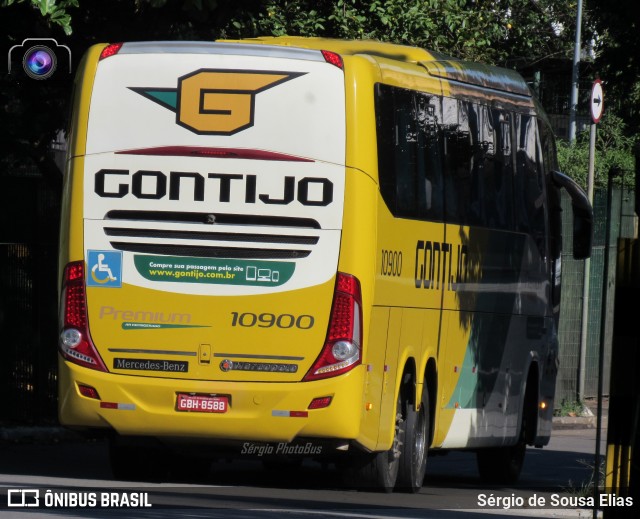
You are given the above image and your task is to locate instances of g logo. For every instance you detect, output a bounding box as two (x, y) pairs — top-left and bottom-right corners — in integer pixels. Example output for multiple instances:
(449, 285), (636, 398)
(131, 69), (305, 135)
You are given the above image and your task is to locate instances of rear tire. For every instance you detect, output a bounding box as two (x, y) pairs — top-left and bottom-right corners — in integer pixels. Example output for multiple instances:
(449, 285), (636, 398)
(397, 384), (429, 493)
(477, 370), (536, 485)
(342, 395), (402, 492)
(476, 439), (526, 484)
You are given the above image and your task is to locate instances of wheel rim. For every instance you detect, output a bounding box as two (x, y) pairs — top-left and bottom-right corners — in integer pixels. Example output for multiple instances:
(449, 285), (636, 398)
(414, 405), (427, 473)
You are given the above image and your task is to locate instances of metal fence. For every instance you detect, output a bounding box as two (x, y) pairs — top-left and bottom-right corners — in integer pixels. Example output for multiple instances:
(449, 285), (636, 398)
(0, 174), (61, 424)
(556, 186), (637, 406)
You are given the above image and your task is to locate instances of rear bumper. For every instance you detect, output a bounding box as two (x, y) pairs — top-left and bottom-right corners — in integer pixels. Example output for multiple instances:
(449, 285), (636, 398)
(58, 356), (365, 443)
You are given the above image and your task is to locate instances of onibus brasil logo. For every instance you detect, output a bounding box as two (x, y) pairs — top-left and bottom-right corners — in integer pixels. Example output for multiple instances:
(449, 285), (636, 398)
(130, 69), (306, 135)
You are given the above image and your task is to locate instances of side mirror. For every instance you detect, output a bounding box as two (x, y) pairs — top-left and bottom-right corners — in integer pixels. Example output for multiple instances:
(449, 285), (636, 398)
(571, 205), (593, 260)
(551, 170), (594, 260)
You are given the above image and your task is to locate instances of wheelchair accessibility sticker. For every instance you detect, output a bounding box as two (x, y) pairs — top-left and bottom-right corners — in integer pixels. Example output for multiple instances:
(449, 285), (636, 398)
(87, 250), (123, 288)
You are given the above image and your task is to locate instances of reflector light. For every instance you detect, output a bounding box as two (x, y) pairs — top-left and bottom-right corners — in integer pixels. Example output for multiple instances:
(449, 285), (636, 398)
(100, 402), (136, 410)
(303, 273), (362, 381)
(78, 384), (100, 400)
(321, 50), (344, 69)
(308, 396), (333, 410)
(60, 261), (108, 372)
(99, 43), (123, 60)
(272, 410), (309, 418)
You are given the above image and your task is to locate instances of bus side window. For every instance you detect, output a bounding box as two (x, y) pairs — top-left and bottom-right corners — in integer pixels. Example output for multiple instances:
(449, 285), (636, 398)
(540, 121), (563, 305)
(442, 97), (473, 226)
(540, 122), (562, 259)
(515, 114), (547, 258)
(477, 106), (515, 230)
(375, 83), (444, 222)
(494, 111), (514, 230)
(394, 89), (418, 217)
(467, 101), (489, 227)
(375, 84), (398, 215)
(416, 93), (443, 221)
(445, 102), (514, 231)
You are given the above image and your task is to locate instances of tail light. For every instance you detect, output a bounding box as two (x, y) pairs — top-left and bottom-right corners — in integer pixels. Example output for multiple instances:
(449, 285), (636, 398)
(321, 50), (344, 70)
(99, 43), (123, 60)
(303, 273), (362, 381)
(59, 261), (107, 371)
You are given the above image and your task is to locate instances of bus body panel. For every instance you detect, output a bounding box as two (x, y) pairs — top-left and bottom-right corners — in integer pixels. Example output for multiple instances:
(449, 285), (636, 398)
(358, 305), (389, 451)
(59, 359), (365, 441)
(85, 49), (345, 164)
(84, 279), (335, 382)
(58, 42), (371, 446)
(59, 37), (571, 467)
(75, 44), (347, 386)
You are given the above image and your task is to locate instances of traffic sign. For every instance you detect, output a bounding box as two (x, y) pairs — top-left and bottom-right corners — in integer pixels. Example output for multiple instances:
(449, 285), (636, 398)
(590, 79), (604, 124)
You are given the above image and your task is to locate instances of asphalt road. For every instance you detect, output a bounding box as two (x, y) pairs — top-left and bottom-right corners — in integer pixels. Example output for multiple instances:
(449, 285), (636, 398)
(0, 426), (611, 518)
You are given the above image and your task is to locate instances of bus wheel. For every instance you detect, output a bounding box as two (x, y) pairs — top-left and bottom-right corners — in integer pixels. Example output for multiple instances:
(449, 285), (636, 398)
(476, 434), (526, 484)
(342, 396), (402, 492)
(397, 385), (429, 493)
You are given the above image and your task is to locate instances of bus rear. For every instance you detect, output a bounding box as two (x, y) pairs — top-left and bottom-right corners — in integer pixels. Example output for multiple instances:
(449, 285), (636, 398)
(58, 42), (363, 450)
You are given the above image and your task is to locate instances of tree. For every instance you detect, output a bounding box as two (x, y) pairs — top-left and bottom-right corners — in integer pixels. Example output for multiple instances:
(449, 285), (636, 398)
(1, 0), (78, 35)
(557, 114), (636, 189)
(222, 0), (582, 68)
(0, 0), (259, 177)
(589, 0), (640, 135)
(0, 0), (633, 181)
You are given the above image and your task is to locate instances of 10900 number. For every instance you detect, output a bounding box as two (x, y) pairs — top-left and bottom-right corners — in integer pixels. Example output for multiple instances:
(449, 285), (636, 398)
(230, 312), (314, 329)
(381, 249), (403, 276)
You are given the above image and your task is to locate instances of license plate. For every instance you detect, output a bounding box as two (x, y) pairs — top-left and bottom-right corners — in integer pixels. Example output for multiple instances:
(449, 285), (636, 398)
(176, 394), (228, 413)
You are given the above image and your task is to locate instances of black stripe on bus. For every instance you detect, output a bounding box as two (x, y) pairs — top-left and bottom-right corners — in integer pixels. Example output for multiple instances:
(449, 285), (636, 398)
(109, 242), (311, 260)
(105, 210), (321, 229)
(104, 227), (319, 245)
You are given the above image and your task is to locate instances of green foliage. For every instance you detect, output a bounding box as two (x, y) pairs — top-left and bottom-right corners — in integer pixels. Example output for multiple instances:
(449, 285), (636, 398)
(1, 0), (78, 34)
(564, 458), (604, 497)
(553, 398), (585, 417)
(222, 0), (579, 67)
(589, 0), (640, 136)
(557, 114), (636, 190)
(0, 0), (586, 68)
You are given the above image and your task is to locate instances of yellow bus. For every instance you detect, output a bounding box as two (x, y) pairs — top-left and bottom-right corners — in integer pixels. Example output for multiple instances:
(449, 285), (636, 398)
(58, 37), (592, 491)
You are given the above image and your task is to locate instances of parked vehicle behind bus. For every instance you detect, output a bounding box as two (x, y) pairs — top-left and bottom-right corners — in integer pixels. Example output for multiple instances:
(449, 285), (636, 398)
(58, 37), (592, 491)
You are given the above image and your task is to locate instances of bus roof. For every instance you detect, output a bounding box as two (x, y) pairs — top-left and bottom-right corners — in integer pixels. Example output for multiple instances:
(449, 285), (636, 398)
(218, 36), (532, 99)
(218, 36), (438, 63)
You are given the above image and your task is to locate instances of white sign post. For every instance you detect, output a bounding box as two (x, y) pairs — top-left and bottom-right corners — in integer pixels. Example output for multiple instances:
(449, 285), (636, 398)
(587, 79), (604, 203)
(579, 79), (604, 403)
(590, 79), (604, 124)
(588, 79), (604, 201)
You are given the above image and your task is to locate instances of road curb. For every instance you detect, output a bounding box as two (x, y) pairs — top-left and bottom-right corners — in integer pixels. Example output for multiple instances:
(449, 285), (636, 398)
(552, 416), (598, 430)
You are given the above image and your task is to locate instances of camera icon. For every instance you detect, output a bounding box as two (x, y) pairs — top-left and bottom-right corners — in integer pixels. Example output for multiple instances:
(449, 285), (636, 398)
(7, 38), (72, 80)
